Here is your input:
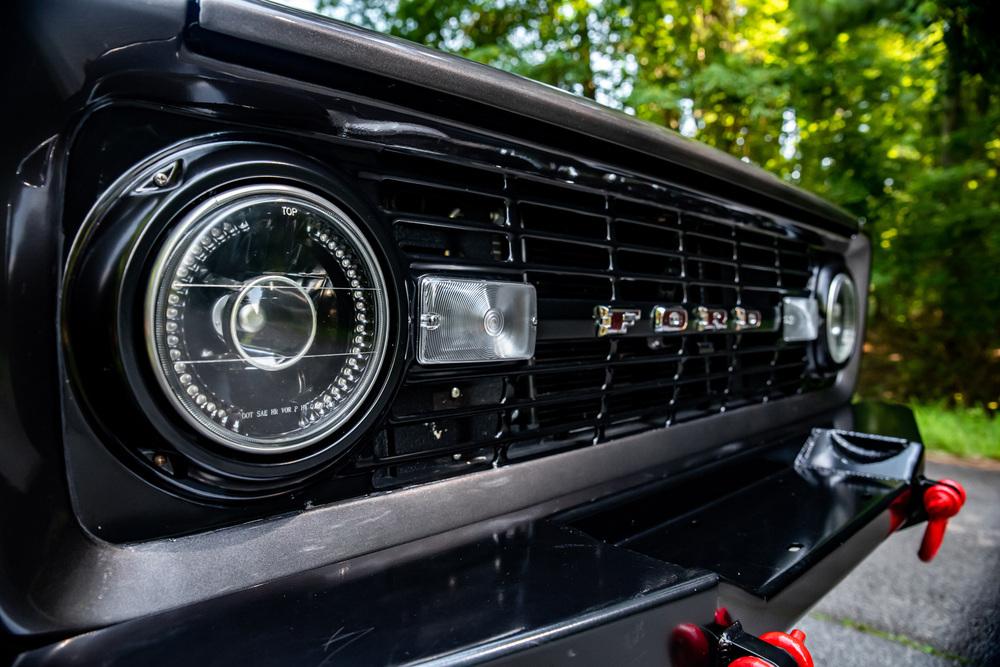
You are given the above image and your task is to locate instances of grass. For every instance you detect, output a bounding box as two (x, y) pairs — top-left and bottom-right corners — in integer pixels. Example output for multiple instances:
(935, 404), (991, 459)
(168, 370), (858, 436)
(911, 403), (1000, 460)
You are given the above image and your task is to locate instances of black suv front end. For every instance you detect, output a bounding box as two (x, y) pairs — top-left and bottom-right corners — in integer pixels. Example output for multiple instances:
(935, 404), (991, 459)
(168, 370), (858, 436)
(2, 2), (962, 665)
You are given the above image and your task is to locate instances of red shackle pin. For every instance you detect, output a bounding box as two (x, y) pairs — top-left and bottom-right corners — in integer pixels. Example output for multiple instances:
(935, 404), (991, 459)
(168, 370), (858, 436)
(918, 479), (966, 562)
(727, 628), (813, 667)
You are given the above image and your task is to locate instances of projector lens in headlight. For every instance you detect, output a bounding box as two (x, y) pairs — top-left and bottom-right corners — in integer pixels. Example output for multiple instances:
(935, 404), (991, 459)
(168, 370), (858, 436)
(145, 184), (389, 453)
(825, 272), (858, 364)
(417, 276), (537, 364)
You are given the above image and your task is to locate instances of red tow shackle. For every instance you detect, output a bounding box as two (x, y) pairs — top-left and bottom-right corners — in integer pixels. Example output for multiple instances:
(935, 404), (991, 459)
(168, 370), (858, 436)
(918, 479), (966, 562)
(727, 628), (813, 667)
(758, 629), (813, 667)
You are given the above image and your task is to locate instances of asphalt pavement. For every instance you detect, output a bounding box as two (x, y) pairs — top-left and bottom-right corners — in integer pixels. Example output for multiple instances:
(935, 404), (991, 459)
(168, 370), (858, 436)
(799, 461), (1000, 666)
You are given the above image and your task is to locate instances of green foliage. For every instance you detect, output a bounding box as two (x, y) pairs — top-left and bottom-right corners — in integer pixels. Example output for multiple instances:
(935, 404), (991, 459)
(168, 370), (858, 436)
(314, 0), (1000, 408)
(912, 403), (1000, 459)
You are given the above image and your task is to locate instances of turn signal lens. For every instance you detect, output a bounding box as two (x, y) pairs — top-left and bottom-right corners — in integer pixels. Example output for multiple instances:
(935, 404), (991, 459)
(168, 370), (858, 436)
(782, 296), (819, 342)
(417, 276), (537, 364)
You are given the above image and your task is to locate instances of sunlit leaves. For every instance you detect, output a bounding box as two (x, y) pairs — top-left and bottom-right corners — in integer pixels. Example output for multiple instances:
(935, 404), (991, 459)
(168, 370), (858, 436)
(311, 0), (999, 405)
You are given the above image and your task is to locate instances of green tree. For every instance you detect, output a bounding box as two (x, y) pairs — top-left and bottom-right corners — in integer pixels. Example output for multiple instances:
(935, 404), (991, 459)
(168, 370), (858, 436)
(317, 0), (1000, 407)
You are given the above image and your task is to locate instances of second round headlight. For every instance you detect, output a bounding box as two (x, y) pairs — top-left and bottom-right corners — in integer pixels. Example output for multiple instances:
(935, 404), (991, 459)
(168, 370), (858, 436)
(825, 272), (858, 365)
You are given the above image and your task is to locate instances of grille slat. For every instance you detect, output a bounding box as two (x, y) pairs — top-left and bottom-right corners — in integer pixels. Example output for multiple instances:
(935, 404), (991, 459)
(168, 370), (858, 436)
(360, 149), (824, 485)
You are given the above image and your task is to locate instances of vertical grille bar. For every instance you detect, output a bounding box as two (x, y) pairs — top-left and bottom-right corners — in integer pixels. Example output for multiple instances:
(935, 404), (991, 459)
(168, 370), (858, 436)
(354, 150), (822, 486)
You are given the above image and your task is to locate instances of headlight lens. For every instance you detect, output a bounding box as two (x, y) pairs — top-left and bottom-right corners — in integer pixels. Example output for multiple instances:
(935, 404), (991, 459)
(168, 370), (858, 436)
(825, 272), (858, 364)
(145, 184), (389, 453)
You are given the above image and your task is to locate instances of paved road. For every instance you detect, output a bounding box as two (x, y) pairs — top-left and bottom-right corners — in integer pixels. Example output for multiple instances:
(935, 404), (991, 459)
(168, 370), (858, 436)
(800, 461), (1000, 666)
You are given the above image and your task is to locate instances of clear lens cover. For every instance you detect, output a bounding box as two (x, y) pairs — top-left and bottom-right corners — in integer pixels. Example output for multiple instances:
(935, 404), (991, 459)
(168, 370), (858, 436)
(782, 296), (820, 342)
(417, 277), (537, 364)
(826, 273), (858, 364)
(145, 185), (389, 453)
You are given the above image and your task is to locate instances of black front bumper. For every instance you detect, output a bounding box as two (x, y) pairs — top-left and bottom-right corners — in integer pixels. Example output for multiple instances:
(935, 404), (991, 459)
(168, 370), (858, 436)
(15, 402), (932, 666)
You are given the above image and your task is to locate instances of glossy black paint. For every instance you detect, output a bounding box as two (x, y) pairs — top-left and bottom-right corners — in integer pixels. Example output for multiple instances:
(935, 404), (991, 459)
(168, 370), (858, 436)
(14, 523), (718, 666)
(0, 0), (188, 640)
(53, 98), (857, 544)
(563, 420), (919, 598)
(199, 0), (858, 234)
(14, 402), (923, 666)
(0, 0), (884, 650)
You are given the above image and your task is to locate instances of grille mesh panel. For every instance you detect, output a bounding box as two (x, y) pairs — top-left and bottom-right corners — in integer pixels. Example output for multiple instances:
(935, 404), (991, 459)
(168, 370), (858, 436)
(355, 151), (825, 487)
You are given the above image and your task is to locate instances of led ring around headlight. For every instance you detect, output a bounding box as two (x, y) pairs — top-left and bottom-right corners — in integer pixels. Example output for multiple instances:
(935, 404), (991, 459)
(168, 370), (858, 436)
(145, 184), (389, 454)
(825, 272), (859, 364)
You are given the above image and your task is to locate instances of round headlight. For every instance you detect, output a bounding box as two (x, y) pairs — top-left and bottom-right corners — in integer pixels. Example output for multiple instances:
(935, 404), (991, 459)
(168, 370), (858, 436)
(825, 272), (858, 365)
(145, 184), (389, 454)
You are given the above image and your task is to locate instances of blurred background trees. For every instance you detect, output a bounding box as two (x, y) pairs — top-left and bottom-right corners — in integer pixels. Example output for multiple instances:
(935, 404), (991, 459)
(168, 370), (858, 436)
(303, 0), (999, 414)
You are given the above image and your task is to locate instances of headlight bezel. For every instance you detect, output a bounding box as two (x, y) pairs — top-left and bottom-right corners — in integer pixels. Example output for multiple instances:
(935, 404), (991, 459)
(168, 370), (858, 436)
(824, 271), (859, 365)
(63, 140), (408, 498)
(815, 265), (861, 369)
